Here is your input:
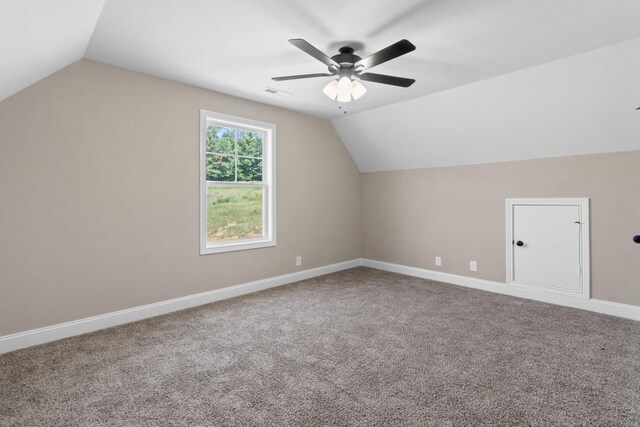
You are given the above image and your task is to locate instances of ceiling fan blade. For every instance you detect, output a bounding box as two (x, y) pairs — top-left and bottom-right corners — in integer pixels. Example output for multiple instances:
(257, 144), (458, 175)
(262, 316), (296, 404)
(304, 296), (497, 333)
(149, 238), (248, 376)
(355, 39), (416, 70)
(289, 39), (340, 68)
(272, 73), (335, 81)
(358, 72), (415, 87)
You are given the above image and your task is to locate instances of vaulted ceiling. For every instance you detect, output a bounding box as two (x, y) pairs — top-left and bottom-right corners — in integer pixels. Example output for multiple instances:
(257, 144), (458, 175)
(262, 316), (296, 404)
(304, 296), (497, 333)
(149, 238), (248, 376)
(333, 37), (640, 171)
(2, 0), (640, 170)
(0, 0), (105, 102)
(81, 0), (640, 120)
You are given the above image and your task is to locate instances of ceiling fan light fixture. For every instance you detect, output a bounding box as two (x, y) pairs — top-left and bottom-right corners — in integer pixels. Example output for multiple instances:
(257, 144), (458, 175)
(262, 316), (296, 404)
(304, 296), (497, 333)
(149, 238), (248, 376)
(273, 38), (416, 110)
(351, 80), (367, 100)
(271, 39), (416, 110)
(336, 76), (353, 103)
(322, 79), (339, 100)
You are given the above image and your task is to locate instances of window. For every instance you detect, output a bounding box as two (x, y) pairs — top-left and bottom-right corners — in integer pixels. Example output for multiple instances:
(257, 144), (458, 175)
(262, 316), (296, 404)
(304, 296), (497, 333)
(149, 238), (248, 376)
(200, 110), (276, 254)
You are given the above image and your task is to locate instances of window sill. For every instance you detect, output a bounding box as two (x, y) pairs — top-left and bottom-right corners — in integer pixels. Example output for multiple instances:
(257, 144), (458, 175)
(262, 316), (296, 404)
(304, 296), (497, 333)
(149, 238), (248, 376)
(200, 239), (276, 255)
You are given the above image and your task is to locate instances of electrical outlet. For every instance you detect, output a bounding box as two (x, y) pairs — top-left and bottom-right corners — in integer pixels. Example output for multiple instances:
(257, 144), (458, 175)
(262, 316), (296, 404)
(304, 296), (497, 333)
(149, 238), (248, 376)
(470, 261), (477, 272)
(296, 256), (302, 266)
(435, 256), (441, 266)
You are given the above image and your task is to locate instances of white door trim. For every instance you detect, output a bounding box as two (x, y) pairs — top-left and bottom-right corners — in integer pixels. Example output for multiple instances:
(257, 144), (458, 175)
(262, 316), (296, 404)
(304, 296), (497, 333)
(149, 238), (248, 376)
(506, 198), (590, 300)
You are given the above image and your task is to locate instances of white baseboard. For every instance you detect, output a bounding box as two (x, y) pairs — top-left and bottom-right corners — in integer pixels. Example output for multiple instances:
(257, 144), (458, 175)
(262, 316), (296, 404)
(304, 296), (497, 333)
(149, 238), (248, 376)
(362, 259), (640, 322)
(0, 259), (363, 355)
(4, 257), (635, 355)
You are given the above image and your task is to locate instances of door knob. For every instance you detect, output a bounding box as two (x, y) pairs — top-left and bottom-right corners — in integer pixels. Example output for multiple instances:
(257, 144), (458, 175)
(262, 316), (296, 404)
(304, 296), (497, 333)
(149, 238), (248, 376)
(516, 240), (524, 246)
(634, 235), (640, 244)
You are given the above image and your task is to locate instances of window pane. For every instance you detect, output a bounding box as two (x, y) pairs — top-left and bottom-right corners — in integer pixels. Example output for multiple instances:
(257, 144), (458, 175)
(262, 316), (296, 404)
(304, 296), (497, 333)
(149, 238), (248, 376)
(237, 130), (263, 157)
(237, 157), (262, 182)
(206, 125), (235, 154)
(207, 186), (263, 242)
(206, 154), (235, 182)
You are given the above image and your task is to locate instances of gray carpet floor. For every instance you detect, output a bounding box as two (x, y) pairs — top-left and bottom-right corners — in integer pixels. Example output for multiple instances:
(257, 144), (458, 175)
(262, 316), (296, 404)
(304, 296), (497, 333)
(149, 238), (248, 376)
(1, 267), (640, 426)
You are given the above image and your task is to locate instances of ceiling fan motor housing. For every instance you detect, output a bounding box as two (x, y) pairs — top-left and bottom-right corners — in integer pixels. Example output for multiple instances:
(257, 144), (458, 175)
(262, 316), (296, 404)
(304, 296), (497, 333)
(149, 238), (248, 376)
(330, 46), (362, 74)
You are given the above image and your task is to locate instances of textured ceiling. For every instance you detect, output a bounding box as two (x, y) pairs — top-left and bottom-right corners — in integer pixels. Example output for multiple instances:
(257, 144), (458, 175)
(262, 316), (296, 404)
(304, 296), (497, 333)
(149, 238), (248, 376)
(0, 0), (105, 101)
(83, 0), (640, 119)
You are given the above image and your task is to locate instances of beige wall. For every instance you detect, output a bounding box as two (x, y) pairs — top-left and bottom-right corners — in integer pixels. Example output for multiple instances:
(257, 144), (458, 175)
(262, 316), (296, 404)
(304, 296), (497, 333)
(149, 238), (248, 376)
(2, 59), (639, 337)
(362, 151), (640, 306)
(0, 60), (362, 336)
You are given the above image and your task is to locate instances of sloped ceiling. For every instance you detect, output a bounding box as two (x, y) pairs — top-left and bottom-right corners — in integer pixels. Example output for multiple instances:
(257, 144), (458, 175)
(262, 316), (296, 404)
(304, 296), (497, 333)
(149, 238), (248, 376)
(333, 37), (640, 171)
(2, 1), (640, 171)
(84, 0), (640, 119)
(0, 0), (105, 101)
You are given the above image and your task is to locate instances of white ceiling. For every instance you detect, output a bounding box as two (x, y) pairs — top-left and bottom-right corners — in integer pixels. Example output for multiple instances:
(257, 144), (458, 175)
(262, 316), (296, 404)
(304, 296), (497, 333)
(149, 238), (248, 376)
(2, 0), (640, 171)
(82, 0), (640, 119)
(0, 0), (105, 102)
(333, 37), (640, 171)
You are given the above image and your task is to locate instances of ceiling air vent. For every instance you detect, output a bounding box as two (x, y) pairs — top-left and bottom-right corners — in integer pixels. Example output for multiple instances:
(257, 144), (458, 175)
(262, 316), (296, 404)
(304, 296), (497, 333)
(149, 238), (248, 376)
(265, 87), (292, 98)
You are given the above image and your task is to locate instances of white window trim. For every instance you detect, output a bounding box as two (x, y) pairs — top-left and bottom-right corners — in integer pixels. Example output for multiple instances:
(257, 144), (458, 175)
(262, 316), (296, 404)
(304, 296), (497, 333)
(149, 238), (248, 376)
(200, 110), (276, 255)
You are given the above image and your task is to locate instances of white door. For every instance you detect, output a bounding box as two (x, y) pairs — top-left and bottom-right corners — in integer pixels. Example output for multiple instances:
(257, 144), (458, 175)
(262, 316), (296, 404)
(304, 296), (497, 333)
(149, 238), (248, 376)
(507, 199), (589, 299)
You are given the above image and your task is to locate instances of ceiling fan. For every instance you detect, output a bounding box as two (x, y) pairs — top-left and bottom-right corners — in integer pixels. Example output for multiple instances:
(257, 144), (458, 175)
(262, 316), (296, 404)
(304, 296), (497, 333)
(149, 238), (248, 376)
(272, 39), (416, 104)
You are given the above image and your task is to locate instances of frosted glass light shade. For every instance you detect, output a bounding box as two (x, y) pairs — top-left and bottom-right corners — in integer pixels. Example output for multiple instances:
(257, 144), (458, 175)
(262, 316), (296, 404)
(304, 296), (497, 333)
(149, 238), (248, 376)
(351, 80), (367, 100)
(323, 76), (367, 103)
(336, 76), (352, 103)
(322, 80), (338, 100)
